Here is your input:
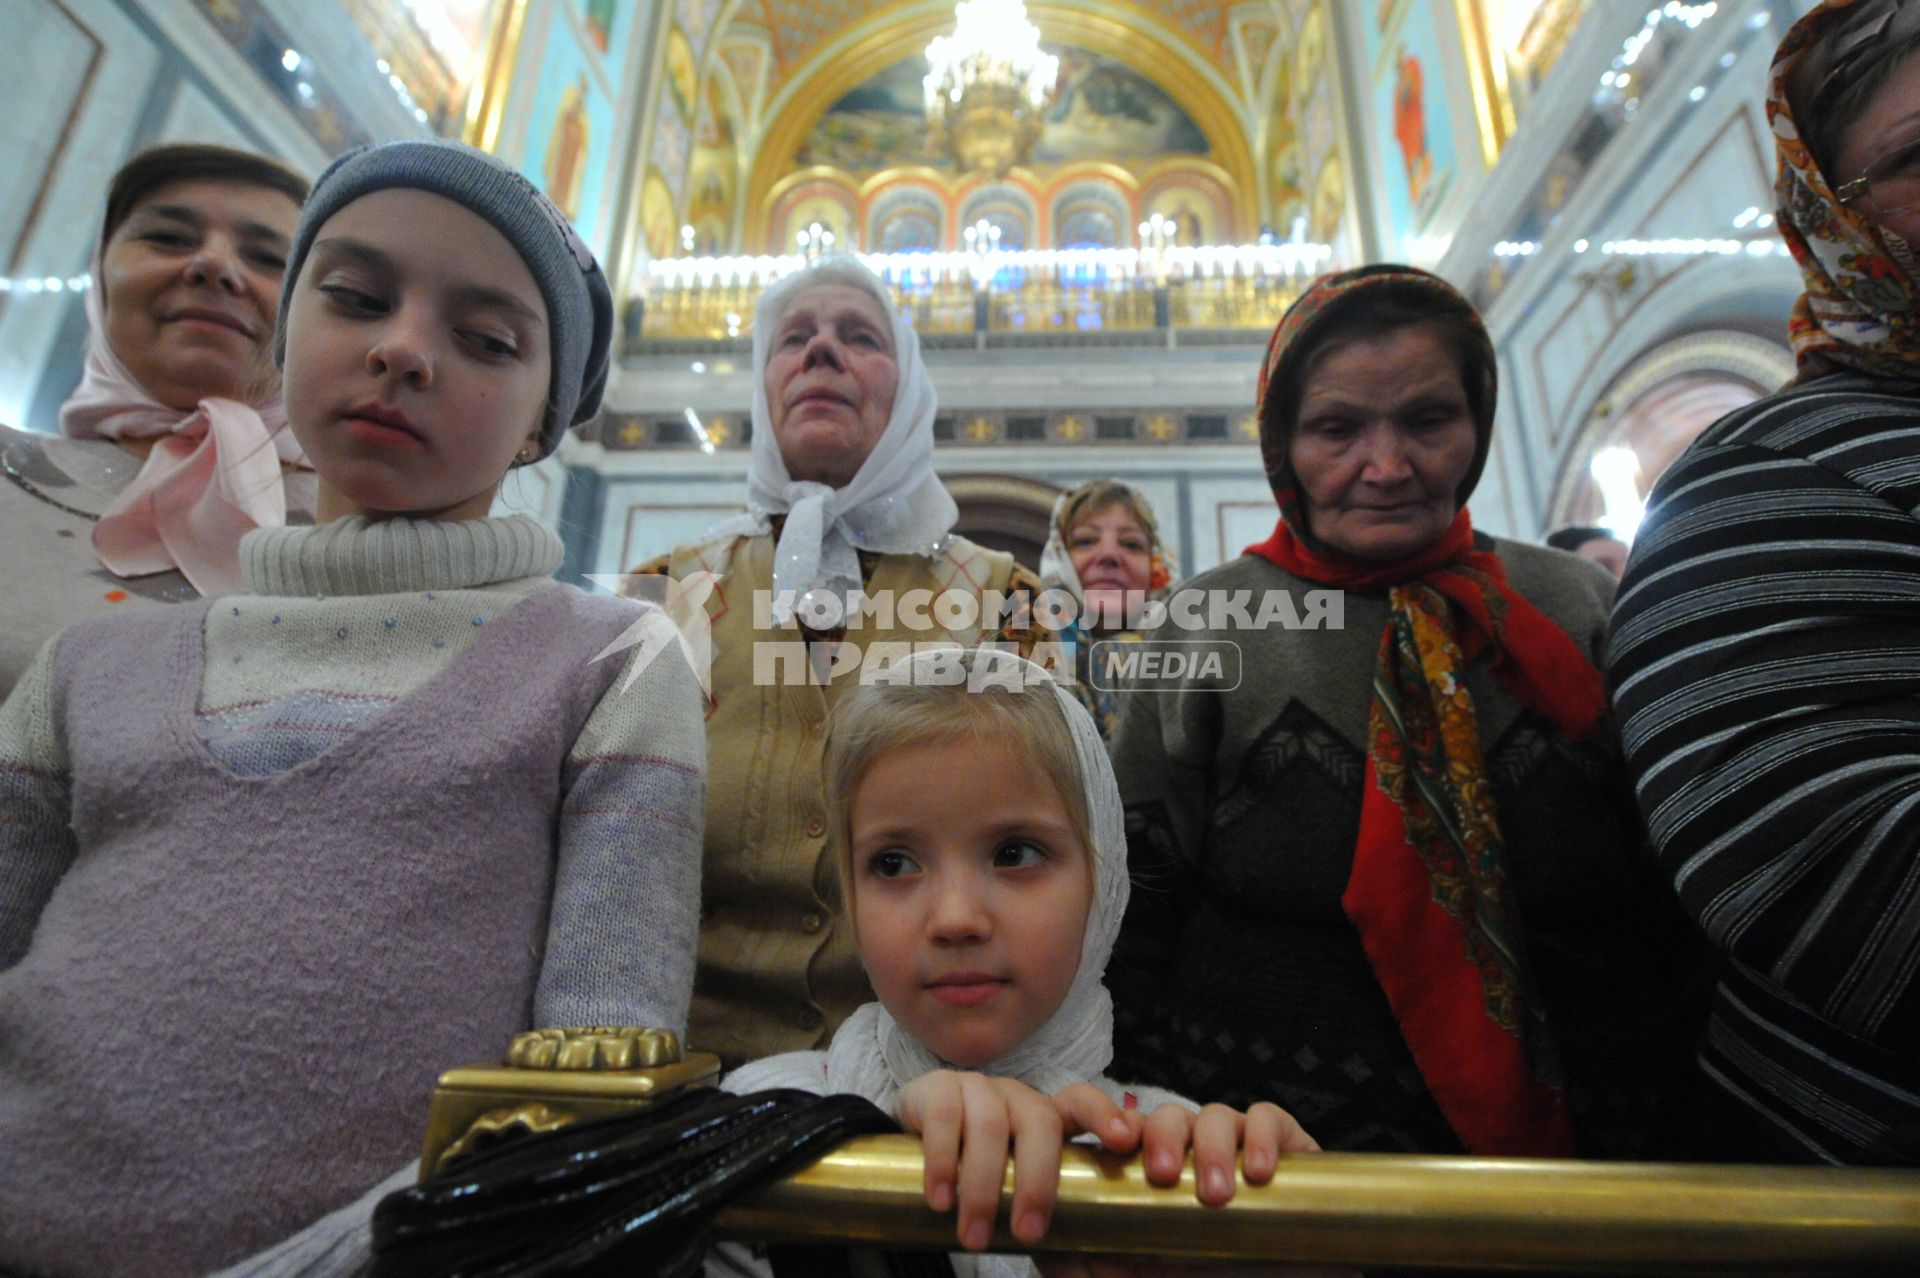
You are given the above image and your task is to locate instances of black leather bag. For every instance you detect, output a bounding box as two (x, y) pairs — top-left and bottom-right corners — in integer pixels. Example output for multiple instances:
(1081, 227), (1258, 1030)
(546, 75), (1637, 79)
(370, 1087), (898, 1277)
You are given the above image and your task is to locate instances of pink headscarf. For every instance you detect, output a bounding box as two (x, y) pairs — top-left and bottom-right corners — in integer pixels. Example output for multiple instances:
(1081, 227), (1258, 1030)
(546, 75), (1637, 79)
(59, 249), (310, 597)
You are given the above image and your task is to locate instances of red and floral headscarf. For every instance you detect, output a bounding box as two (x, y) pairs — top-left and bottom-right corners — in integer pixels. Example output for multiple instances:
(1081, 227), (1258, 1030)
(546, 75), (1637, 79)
(1772, 0), (1920, 380)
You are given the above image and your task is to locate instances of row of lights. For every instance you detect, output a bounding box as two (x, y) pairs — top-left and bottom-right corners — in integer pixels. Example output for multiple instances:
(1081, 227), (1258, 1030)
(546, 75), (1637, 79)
(1496, 238), (1785, 258)
(1495, 206), (1785, 260)
(647, 242), (1334, 290)
(0, 275), (91, 294)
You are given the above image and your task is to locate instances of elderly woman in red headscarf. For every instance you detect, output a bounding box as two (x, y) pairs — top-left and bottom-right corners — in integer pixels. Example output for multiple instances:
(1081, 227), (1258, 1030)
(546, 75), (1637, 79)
(1107, 264), (1696, 1159)
(1609, 0), (1920, 1166)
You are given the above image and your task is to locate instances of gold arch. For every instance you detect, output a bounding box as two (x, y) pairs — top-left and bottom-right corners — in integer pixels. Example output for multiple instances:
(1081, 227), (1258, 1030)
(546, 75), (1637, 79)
(742, 1), (1257, 249)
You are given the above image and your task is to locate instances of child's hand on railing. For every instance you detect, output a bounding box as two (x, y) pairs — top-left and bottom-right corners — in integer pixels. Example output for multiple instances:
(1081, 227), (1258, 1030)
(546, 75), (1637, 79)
(1036, 1089), (1329, 1278)
(896, 1071), (1144, 1253)
(1136, 1097), (1321, 1204)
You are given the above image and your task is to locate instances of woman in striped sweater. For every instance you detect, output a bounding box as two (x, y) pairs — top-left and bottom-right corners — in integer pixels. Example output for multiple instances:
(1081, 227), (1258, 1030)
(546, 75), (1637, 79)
(1607, 0), (1920, 1165)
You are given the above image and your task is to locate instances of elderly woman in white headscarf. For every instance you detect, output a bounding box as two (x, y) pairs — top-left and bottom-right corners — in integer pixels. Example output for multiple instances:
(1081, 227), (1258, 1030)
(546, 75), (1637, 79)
(627, 254), (1041, 1069)
(0, 144), (315, 699)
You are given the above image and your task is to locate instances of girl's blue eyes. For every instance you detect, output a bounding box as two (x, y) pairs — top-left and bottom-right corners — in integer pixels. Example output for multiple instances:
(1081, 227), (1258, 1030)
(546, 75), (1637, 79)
(318, 283), (382, 313)
(992, 840), (1047, 869)
(867, 840), (1048, 877)
(316, 284), (519, 359)
(466, 332), (519, 358)
(871, 850), (918, 878)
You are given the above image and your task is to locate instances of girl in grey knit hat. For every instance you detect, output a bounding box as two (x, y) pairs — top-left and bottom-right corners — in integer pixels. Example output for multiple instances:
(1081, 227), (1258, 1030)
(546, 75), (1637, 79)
(0, 139), (702, 1278)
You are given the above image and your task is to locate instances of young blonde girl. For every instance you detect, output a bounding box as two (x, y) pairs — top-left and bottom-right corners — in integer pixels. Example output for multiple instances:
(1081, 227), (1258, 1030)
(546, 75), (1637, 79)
(717, 647), (1316, 1276)
(0, 140), (705, 1278)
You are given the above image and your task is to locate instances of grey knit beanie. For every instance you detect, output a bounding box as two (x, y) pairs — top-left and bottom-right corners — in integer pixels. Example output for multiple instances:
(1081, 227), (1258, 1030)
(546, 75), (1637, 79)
(275, 139), (613, 458)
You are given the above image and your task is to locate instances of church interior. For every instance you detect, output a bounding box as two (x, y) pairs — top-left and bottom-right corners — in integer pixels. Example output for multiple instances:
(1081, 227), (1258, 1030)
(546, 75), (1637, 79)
(16, 5), (1920, 1269)
(0, 0), (1810, 578)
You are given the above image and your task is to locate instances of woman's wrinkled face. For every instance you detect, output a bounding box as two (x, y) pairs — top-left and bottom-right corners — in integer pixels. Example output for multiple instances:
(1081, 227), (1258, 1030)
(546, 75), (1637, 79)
(1832, 47), (1920, 245)
(764, 284), (899, 488)
(1289, 326), (1478, 561)
(100, 178), (300, 411)
(1067, 503), (1152, 631)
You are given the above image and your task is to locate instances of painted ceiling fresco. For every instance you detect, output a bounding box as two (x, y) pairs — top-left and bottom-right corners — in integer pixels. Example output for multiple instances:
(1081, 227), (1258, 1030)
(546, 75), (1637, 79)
(796, 45), (1210, 173)
(751, 0), (1246, 80)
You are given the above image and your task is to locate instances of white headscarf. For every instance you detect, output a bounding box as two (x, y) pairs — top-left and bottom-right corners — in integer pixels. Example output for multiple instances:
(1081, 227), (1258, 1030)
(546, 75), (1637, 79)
(821, 648), (1130, 1110)
(61, 246), (308, 596)
(709, 254), (957, 623)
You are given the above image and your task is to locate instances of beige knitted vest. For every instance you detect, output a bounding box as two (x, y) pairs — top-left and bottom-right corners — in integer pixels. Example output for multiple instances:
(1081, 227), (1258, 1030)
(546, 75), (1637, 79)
(674, 531), (1019, 1067)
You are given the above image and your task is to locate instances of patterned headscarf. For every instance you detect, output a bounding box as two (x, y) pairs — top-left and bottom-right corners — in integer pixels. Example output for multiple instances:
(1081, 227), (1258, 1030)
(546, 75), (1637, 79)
(1036, 480), (1177, 616)
(1772, 0), (1920, 380)
(1037, 480), (1180, 737)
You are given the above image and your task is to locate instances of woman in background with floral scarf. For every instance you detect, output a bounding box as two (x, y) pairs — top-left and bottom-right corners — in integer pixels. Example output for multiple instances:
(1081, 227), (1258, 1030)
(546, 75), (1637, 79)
(1608, 0), (1920, 1165)
(1037, 479), (1178, 739)
(1108, 263), (1697, 1160)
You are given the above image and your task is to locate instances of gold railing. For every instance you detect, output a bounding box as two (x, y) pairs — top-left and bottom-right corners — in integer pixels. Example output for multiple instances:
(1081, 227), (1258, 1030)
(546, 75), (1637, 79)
(418, 1031), (1920, 1273)
(633, 245), (1331, 343)
(719, 1136), (1920, 1272)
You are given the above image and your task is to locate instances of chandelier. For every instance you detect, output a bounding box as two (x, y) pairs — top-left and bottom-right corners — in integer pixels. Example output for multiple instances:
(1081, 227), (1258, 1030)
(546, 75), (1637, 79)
(923, 0), (1059, 178)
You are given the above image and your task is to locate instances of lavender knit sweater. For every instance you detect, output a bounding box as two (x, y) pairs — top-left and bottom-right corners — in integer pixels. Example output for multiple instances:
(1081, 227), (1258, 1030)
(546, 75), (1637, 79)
(0, 516), (705, 1278)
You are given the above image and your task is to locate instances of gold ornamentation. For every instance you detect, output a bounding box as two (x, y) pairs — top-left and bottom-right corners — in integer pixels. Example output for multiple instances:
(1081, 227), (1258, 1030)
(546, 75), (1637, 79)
(432, 1101), (577, 1175)
(1144, 414), (1179, 441)
(964, 415), (999, 443)
(620, 421), (648, 447)
(1054, 414), (1088, 442)
(1452, 0), (1517, 168)
(706, 418), (733, 446)
(507, 1026), (684, 1071)
(1517, 0), (1587, 86)
(930, 83), (1042, 179)
(462, 0), (531, 153)
(1236, 412), (1260, 440)
(419, 1030), (720, 1178)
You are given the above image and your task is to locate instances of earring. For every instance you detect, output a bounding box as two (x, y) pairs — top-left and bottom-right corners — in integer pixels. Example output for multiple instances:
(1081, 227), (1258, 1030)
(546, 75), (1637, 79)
(516, 442), (537, 463)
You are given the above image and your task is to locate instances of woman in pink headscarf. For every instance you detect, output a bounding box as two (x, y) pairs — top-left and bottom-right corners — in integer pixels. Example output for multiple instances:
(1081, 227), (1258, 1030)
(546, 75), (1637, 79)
(0, 144), (311, 696)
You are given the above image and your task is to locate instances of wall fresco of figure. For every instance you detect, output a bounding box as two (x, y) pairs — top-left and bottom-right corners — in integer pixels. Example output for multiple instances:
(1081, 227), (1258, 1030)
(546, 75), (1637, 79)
(1360, 0), (1460, 256)
(522, 27), (613, 253)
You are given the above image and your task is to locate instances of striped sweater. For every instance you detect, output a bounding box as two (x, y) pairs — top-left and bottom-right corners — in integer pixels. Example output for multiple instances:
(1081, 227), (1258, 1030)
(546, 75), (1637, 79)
(1607, 371), (1920, 1164)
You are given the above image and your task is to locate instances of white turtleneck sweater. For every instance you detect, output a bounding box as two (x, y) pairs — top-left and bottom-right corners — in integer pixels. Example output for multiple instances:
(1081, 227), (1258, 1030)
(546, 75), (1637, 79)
(0, 513), (707, 1277)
